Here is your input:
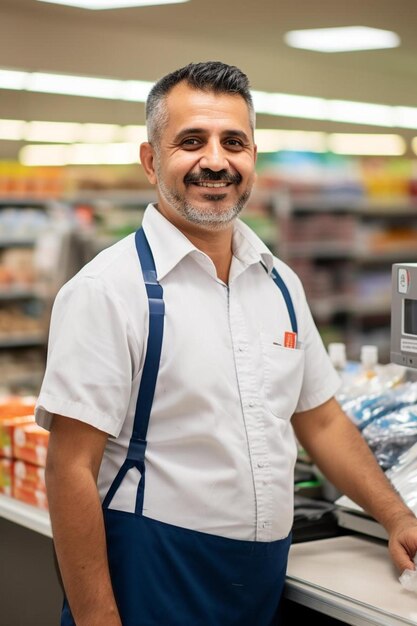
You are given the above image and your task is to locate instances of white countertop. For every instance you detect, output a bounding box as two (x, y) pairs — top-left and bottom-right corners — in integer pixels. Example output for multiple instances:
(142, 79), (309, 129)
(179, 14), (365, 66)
(286, 535), (417, 625)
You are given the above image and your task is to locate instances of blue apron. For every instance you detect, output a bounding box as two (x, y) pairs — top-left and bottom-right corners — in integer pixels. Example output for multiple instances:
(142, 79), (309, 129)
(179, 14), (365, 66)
(61, 227), (297, 626)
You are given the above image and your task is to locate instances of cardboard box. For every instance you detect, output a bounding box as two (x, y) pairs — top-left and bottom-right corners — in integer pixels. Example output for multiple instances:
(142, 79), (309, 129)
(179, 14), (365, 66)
(0, 457), (13, 496)
(13, 423), (49, 467)
(0, 414), (35, 458)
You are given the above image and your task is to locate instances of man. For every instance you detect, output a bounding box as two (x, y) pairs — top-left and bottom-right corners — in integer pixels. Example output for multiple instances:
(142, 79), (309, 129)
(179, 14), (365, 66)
(36, 61), (417, 626)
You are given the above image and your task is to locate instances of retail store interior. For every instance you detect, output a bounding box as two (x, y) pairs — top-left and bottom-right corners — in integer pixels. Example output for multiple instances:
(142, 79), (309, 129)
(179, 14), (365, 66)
(1, 1), (417, 624)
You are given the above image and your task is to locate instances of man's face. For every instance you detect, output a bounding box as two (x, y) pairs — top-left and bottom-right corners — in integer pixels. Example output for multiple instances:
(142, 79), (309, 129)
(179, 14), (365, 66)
(143, 82), (257, 231)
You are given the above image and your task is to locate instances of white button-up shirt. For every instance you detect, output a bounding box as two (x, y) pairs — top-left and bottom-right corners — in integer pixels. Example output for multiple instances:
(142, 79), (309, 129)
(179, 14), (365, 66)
(36, 204), (340, 542)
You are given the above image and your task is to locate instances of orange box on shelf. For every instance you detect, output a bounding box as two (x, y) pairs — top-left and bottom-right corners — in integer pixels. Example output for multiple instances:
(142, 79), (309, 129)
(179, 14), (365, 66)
(0, 458), (13, 496)
(0, 414), (35, 458)
(0, 396), (37, 418)
(13, 459), (46, 494)
(13, 482), (48, 511)
(13, 423), (49, 467)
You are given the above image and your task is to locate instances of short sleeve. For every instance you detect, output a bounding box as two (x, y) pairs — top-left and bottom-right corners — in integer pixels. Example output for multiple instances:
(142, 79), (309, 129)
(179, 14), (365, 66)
(293, 278), (342, 413)
(35, 276), (137, 436)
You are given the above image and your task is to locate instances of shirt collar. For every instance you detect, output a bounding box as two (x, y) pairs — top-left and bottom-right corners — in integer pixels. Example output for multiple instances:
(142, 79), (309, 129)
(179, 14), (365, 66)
(141, 203), (275, 281)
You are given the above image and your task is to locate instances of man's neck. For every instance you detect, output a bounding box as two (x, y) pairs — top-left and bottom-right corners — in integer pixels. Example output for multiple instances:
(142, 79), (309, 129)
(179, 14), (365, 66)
(185, 227), (233, 284)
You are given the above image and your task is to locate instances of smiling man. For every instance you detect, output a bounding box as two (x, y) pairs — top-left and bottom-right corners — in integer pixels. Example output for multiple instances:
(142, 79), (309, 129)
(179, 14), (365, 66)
(36, 61), (417, 626)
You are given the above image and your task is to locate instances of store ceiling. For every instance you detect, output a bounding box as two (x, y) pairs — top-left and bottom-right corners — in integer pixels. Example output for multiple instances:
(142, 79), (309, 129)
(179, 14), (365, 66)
(1, 0), (417, 159)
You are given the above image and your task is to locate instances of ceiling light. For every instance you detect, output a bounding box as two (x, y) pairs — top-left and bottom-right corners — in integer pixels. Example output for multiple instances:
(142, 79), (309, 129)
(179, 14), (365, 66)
(252, 91), (327, 120)
(395, 107), (417, 130)
(36, 0), (190, 9)
(255, 129), (327, 153)
(0, 120), (26, 140)
(328, 133), (405, 155)
(27, 72), (124, 99)
(80, 124), (121, 142)
(119, 125), (148, 142)
(284, 26), (400, 53)
(0, 118), (148, 144)
(0, 69), (28, 90)
(19, 142), (139, 165)
(329, 100), (394, 127)
(24, 121), (82, 142)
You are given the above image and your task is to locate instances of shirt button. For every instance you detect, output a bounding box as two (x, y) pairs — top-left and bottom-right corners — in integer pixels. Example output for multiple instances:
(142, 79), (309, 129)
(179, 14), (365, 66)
(238, 344), (245, 352)
(262, 522), (268, 528)
(248, 400), (255, 408)
(257, 461), (264, 468)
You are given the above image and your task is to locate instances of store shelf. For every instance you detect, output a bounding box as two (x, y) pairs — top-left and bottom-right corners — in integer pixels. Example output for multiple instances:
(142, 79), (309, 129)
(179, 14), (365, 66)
(0, 335), (46, 348)
(0, 287), (40, 300)
(0, 493), (51, 537)
(0, 237), (36, 248)
(269, 190), (417, 360)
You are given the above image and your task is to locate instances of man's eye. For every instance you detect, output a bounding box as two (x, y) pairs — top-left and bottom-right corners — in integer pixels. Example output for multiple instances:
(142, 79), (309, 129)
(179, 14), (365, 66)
(181, 138), (201, 147)
(225, 139), (244, 148)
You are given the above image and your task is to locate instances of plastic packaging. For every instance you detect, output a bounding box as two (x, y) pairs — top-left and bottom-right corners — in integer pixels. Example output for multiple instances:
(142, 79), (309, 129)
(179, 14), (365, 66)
(399, 553), (417, 593)
(361, 402), (417, 470)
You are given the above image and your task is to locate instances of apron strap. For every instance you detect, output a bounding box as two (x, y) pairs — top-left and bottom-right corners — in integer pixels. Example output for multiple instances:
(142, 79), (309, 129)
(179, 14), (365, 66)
(102, 227), (165, 512)
(270, 266), (298, 334)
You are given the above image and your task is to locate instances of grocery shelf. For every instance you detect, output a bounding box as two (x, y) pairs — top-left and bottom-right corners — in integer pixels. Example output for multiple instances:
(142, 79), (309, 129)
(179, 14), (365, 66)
(0, 287), (40, 300)
(0, 335), (46, 349)
(0, 237), (36, 248)
(0, 493), (51, 537)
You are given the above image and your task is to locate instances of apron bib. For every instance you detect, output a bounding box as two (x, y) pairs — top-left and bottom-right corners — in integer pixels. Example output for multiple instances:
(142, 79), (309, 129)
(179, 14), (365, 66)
(61, 227), (297, 626)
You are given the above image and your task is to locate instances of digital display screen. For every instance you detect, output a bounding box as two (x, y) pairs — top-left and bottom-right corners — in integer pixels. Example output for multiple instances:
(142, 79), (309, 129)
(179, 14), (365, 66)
(404, 299), (417, 336)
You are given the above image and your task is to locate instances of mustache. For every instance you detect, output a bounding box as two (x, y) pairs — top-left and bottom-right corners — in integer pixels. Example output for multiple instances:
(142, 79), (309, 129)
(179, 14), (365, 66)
(184, 169), (242, 185)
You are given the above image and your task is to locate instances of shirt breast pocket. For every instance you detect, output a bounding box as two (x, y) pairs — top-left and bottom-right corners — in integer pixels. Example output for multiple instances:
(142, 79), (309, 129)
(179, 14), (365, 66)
(261, 334), (305, 420)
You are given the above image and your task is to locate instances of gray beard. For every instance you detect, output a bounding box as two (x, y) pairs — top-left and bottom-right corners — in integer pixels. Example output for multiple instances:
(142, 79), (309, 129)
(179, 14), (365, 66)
(158, 179), (251, 231)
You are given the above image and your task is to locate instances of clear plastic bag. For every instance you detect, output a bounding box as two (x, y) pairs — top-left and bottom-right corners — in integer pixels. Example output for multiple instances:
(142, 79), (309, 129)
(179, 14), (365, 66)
(361, 404), (417, 470)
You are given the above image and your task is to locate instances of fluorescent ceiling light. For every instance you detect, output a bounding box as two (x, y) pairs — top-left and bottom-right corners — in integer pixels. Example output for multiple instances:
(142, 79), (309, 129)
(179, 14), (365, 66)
(255, 129), (327, 153)
(252, 91), (327, 120)
(329, 100), (394, 127)
(36, 0), (190, 9)
(20, 142), (140, 166)
(0, 119), (26, 140)
(0, 69), (28, 90)
(328, 133), (405, 155)
(2, 68), (417, 130)
(80, 123), (121, 142)
(24, 121), (82, 142)
(0, 119), (148, 143)
(120, 125), (149, 143)
(284, 26), (400, 53)
(27, 72), (125, 99)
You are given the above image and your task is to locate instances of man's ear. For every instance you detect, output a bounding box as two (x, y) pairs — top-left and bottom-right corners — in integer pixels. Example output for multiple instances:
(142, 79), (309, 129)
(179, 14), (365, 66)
(140, 142), (157, 185)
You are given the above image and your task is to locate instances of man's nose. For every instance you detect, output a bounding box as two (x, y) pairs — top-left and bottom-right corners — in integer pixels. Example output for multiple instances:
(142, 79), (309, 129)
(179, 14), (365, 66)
(199, 141), (229, 172)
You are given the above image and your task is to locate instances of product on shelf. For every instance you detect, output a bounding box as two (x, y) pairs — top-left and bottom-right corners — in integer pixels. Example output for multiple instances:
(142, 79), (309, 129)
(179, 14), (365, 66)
(0, 457), (12, 496)
(0, 414), (35, 458)
(0, 395), (37, 457)
(12, 458), (48, 510)
(13, 422), (49, 467)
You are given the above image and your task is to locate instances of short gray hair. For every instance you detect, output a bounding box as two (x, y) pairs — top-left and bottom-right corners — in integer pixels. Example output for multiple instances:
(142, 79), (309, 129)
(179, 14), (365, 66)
(145, 61), (255, 146)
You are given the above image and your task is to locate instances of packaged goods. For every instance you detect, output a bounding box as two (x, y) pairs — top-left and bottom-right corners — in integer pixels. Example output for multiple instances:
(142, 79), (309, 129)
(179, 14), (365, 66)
(13, 422), (49, 467)
(0, 414), (35, 458)
(0, 395), (37, 418)
(13, 459), (46, 493)
(13, 482), (48, 510)
(0, 457), (13, 496)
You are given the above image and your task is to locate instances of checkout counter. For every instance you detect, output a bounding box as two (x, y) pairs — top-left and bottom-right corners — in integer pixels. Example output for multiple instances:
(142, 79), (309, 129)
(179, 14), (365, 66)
(282, 262), (417, 625)
(2, 493), (417, 626)
(2, 263), (417, 625)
